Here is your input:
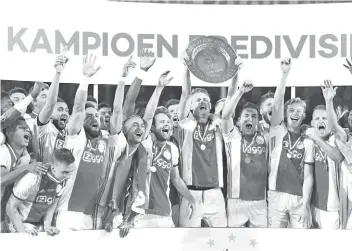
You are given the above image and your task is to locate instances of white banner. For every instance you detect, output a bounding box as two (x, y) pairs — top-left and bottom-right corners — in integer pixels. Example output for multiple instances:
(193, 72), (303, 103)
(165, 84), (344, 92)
(1, 1), (352, 87)
(1, 228), (352, 251)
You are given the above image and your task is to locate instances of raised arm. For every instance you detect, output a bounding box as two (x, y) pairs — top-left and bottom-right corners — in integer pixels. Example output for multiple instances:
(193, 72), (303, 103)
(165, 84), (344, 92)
(67, 54), (101, 136)
(143, 71), (173, 140)
(1, 82), (44, 129)
(178, 57), (192, 121)
(123, 49), (156, 118)
(227, 56), (243, 98)
(271, 58), (292, 127)
(322, 80), (347, 143)
(38, 48), (68, 125)
(305, 127), (344, 163)
(110, 57), (136, 135)
(222, 81), (254, 134)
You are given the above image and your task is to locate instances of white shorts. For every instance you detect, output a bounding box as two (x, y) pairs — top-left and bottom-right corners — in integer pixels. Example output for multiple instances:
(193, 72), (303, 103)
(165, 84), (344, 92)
(179, 188), (227, 227)
(268, 190), (311, 229)
(133, 214), (175, 228)
(312, 207), (339, 229)
(227, 198), (267, 228)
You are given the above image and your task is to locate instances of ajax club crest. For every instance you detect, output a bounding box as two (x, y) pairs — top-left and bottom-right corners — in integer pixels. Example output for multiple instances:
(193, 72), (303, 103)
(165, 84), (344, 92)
(256, 135), (265, 145)
(163, 149), (171, 161)
(98, 140), (106, 153)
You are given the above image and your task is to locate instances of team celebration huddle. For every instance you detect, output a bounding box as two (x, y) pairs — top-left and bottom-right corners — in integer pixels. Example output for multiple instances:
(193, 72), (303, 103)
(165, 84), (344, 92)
(1, 45), (352, 237)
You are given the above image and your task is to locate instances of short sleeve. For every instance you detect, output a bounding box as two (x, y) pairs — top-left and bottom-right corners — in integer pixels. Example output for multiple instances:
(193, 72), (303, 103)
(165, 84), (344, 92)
(65, 129), (86, 150)
(303, 138), (315, 165)
(169, 142), (179, 166)
(12, 173), (40, 201)
(222, 126), (241, 143)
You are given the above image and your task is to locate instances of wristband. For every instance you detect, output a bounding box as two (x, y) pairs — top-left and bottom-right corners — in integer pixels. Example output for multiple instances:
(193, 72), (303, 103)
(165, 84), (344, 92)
(135, 69), (147, 80)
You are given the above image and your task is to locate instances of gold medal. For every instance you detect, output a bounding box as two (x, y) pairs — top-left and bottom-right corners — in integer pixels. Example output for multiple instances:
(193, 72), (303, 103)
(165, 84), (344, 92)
(201, 144), (206, 151)
(244, 156), (251, 164)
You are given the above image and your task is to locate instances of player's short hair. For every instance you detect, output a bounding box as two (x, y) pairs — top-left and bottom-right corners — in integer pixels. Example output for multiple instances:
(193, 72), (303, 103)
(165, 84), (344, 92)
(165, 99), (180, 109)
(3, 117), (28, 140)
(8, 87), (27, 97)
(29, 82), (49, 93)
(191, 88), (210, 99)
(98, 103), (111, 111)
(260, 91), (274, 109)
(239, 102), (259, 117)
(284, 97), (307, 114)
(52, 148), (75, 166)
(312, 105), (326, 114)
(85, 103), (97, 110)
(123, 115), (147, 129)
(87, 95), (97, 104)
(153, 106), (172, 126)
(57, 97), (66, 103)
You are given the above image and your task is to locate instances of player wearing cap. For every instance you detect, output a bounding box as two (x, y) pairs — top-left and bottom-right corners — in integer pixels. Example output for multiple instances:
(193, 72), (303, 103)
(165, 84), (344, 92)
(0, 118), (48, 232)
(177, 55), (226, 228)
(36, 49), (70, 163)
(304, 105), (343, 229)
(222, 77), (268, 228)
(268, 58), (315, 229)
(6, 149), (75, 235)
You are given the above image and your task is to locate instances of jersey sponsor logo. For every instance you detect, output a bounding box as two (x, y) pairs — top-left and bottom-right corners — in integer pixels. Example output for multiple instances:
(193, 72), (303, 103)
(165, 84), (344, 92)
(55, 139), (65, 149)
(163, 149), (171, 161)
(283, 141), (289, 148)
(244, 146), (266, 155)
(82, 151), (104, 164)
(155, 157), (172, 170)
(35, 195), (54, 205)
(193, 131), (214, 142)
(288, 149), (303, 159)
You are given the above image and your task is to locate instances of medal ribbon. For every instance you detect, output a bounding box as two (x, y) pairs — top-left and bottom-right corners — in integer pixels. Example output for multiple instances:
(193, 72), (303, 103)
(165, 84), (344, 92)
(287, 133), (302, 155)
(196, 122), (210, 143)
(152, 142), (167, 162)
(317, 145), (328, 171)
(242, 132), (258, 154)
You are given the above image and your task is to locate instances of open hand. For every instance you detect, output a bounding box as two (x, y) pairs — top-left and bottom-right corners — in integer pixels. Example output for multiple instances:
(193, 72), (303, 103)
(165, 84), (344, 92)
(82, 54), (101, 77)
(343, 57), (352, 75)
(31, 82), (49, 99)
(140, 49), (156, 71)
(321, 79), (337, 101)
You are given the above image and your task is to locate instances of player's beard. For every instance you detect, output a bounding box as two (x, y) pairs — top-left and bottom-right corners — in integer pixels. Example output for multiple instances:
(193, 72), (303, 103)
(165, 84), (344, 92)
(84, 124), (100, 138)
(52, 118), (66, 131)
